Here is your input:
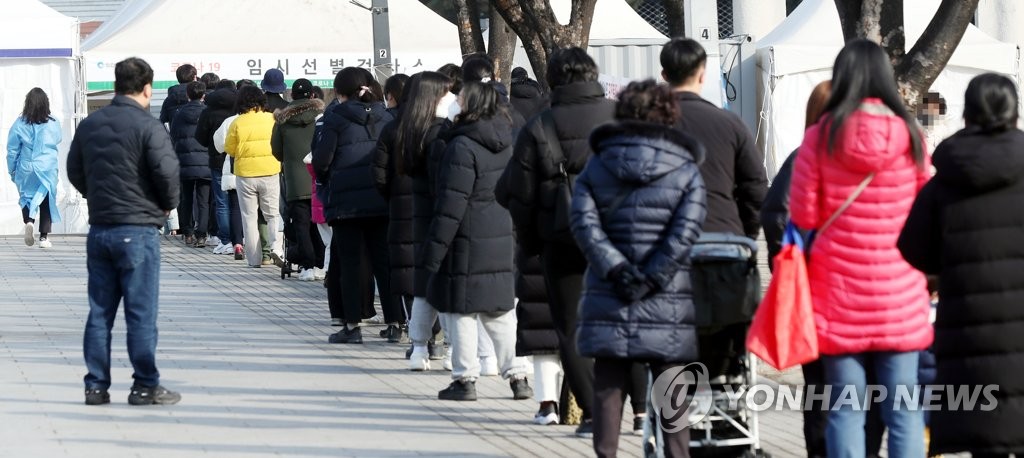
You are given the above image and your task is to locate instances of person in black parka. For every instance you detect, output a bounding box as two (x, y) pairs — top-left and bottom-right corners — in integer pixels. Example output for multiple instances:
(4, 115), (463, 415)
(312, 67), (400, 344)
(571, 80), (706, 458)
(372, 73), (414, 342)
(394, 72), (454, 370)
(496, 153), (560, 425)
(423, 80), (532, 402)
(509, 67), (549, 122)
(503, 47), (618, 436)
(898, 73), (1024, 458)
(196, 80), (238, 250)
(169, 81), (212, 247)
(160, 64), (197, 125)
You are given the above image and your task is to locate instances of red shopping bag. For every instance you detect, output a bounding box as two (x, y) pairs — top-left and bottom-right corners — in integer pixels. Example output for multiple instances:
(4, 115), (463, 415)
(746, 223), (819, 371)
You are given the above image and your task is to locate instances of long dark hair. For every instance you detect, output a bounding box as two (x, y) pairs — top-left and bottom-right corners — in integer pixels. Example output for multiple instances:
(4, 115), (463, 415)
(964, 73), (1019, 133)
(456, 81), (504, 125)
(22, 88), (51, 124)
(821, 39), (923, 164)
(395, 72), (451, 176)
(334, 67), (382, 103)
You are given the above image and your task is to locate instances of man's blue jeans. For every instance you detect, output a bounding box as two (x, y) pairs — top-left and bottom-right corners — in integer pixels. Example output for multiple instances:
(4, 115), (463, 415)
(211, 169), (231, 243)
(83, 225), (162, 390)
(824, 351), (925, 458)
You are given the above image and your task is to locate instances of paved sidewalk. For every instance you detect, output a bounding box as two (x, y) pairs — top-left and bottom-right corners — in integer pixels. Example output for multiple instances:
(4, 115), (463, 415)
(0, 235), (805, 457)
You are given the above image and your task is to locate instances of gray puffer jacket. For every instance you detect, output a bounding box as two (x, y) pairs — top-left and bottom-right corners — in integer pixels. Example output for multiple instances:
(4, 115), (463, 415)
(571, 120), (707, 362)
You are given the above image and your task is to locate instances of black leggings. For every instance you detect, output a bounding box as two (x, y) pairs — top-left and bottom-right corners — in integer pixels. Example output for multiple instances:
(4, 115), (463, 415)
(22, 195), (52, 235)
(594, 359), (689, 458)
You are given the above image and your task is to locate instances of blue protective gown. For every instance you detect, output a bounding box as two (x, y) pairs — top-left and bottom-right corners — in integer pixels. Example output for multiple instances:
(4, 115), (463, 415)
(6, 117), (62, 223)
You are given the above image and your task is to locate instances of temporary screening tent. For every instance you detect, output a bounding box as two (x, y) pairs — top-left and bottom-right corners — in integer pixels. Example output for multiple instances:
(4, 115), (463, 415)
(82, 0), (462, 93)
(756, 0), (1020, 177)
(0, 0), (88, 234)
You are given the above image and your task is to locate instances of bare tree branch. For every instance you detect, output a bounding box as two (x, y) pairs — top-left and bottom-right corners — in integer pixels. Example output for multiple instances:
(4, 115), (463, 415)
(895, 0), (980, 111)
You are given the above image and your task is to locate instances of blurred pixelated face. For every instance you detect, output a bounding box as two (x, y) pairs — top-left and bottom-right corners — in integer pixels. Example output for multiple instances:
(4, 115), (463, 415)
(918, 92), (947, 127)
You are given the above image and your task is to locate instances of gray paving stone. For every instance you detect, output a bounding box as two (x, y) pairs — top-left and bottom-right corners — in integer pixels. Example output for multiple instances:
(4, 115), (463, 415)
(0, 235), (809, 457)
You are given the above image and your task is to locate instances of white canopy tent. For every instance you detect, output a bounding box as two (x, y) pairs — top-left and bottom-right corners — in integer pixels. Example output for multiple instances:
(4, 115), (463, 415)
(756, 0), (1020, 177)
(0, 0), (88, 234)
(82, 0), (463, 92)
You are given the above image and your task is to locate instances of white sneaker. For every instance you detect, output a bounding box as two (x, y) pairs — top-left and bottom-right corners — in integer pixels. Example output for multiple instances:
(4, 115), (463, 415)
(24, 223), (34, 246)
(480, 356), (499, 376)
(314, 268), (327, 280)
(212, 243), (224, 254)
(38, 239), (52, 249)
(219, 243), (235, 255)
(442, 347), (453, 371)
(409, 347), (431, 371)
(367, 314), (384, 324)
(297, 268), (316, 282)
(208, 236), (221, 246)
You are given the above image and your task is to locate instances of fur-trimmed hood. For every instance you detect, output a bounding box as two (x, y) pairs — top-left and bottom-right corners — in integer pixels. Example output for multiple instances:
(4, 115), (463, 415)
(275, 98), (325, 126)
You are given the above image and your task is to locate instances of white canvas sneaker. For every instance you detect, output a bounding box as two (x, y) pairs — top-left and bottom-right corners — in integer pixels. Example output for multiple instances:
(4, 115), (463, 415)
(409, 347), (431, 371)
(297, 268), (316, 282)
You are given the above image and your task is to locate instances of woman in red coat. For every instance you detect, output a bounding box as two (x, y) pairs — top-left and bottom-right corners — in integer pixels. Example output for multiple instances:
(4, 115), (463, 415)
(789, 39), (932, 458)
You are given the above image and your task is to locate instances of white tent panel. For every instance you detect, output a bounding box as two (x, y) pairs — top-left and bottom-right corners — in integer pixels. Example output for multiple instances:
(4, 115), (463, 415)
(755, 0), (1020, 178)
(0, 0), (79, 55)
(83, 0), (462, 88)
(0, 1), (86, 235)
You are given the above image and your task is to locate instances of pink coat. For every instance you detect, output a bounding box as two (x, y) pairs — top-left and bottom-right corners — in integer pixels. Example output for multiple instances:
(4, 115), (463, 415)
(307, 163), (325, 225)
(790, 98), (932, 356)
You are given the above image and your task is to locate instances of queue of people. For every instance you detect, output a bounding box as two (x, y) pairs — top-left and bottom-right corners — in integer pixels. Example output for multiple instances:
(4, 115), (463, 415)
(11, 34), (1023, 458)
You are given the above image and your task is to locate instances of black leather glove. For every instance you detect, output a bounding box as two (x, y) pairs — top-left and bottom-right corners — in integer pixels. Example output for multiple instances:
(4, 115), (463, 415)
(610, 264), (649, 303)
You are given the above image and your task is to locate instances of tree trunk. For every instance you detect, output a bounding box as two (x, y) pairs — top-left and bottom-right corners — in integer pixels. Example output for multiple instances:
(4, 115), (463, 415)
(663, 0), (685, 38)
(490, 0), (598, 90)
(455, 0), (486, 56)
(894, 0), (980, 112)
(487, 5), (517, 85)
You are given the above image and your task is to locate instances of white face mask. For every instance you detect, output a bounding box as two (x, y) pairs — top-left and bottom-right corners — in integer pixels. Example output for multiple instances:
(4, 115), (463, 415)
(438, 92), (459, 121)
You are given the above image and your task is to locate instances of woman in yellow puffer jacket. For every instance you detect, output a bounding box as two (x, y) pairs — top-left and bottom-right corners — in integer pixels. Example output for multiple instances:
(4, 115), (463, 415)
(225, 86), (283, 267)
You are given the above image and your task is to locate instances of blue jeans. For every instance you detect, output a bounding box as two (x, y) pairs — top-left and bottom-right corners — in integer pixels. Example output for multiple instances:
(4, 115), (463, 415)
(211, 169), (230, 243)
(824, 351), (925, 458)
(83, 225), (162, 390)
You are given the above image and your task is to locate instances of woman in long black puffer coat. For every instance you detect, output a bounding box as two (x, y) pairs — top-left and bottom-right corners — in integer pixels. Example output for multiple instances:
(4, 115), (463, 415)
(497, 158), (560, 425)
(899, 73), (1024, 457)
(571, 80), (705, 458)
(372, 73), (413, 342)
(422, 80), (532, 402)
